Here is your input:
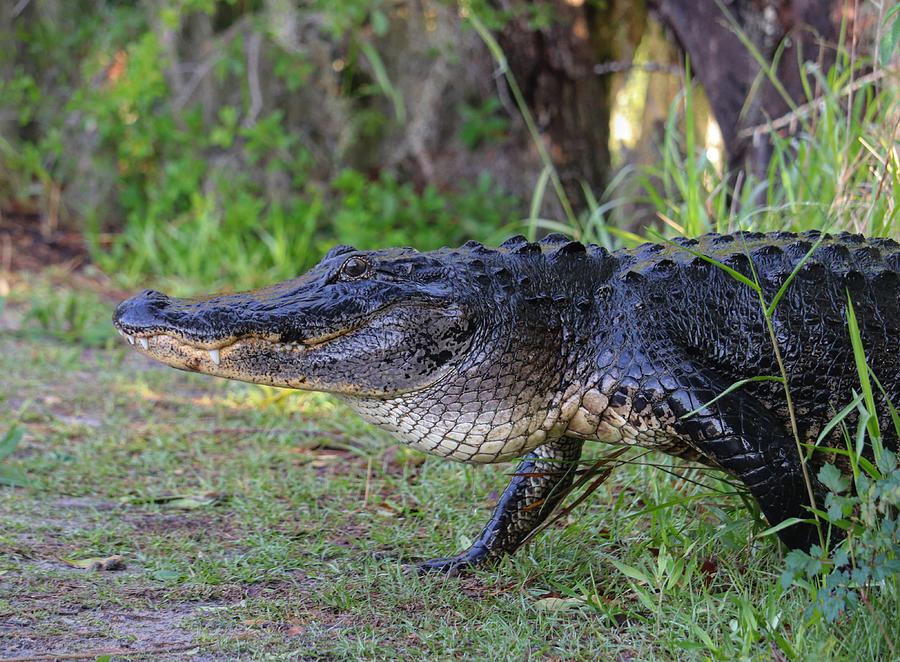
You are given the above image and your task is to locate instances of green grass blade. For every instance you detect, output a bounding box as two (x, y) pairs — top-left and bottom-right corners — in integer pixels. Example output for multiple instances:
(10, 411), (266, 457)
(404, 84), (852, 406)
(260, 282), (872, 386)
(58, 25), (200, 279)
(359, 42), (405, 123)
(679, 376), (785, 420)
(527, 165), (553, 241)
(811, 392), (865, 452)
(765, 233), (826, 317)
(846, 293), (882, 459)
(0, 423), (23, 461)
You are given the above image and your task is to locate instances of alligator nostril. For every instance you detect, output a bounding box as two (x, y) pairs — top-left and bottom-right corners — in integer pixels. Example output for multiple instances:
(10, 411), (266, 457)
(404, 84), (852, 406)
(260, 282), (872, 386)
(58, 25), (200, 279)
(138, 289), (168, 300)
(114, 289), (171, 328)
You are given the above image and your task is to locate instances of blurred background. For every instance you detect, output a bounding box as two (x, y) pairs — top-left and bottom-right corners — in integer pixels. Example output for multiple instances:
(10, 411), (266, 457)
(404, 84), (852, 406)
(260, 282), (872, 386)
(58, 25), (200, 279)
(1, 1), (896, 302)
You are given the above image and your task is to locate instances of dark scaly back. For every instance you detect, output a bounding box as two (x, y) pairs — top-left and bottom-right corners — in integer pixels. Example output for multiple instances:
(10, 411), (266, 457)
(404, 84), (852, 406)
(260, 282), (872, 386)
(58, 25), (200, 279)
(616, 230), (900, 447)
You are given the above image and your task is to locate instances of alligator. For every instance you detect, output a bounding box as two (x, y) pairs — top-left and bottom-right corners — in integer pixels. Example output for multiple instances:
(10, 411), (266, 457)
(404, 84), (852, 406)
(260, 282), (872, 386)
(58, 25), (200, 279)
(113, 230), (900, 572)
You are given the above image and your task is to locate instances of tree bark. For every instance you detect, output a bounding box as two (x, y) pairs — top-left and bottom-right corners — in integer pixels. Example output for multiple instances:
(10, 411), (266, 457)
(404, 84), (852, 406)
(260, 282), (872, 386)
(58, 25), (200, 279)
(494, 0), (648, 208)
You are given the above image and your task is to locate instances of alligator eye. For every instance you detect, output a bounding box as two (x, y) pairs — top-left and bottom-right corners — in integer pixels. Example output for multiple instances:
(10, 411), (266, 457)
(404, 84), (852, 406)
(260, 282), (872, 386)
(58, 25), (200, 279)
(340, 256), (371, 280)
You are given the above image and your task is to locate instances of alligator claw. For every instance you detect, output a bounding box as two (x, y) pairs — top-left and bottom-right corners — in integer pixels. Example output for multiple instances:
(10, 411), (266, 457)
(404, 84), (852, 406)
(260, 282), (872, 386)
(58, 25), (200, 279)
(412, 556), (472, 576)
(411, 542), (493, 575)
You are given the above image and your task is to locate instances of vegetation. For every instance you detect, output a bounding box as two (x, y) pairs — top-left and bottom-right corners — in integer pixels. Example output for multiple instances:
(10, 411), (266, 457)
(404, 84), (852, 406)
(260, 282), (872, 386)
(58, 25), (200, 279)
(1, 1), (523, 291)
(2, 1), (900, 660)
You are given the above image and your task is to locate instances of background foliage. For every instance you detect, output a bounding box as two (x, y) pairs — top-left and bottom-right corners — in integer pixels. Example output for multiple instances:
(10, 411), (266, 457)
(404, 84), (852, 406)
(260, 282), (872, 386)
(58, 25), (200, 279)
(1, 1), (528, 289)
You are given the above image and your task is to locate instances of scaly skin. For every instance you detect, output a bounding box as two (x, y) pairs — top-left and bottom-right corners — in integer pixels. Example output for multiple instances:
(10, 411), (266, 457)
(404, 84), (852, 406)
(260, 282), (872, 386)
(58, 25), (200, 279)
(113, 231), (900, 571)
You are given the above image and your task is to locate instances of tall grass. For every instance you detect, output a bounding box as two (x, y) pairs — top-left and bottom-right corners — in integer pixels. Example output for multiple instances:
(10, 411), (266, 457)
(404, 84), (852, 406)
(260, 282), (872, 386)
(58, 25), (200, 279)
(630, 49), (899, 243)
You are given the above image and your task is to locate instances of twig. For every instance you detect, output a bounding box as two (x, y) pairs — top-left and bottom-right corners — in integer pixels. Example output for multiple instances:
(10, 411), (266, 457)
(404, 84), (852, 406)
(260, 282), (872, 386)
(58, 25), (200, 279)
(243, 31), (263, 127)
(0, 643), (203, 662)
(737, 70), (888, 140)
(1, 232), (12, 273)
(11, 0), (32, 18)
(172, 18), (248, 110)
(187, 427), (355, 443)
(363, 456), (373, 508)
(594, 61), (682, 76)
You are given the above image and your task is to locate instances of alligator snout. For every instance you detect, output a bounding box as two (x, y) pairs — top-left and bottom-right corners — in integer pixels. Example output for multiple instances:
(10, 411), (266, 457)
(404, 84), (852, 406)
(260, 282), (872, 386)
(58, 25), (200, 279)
(114, 286), (291, 348)
(113, 289), (171, 332)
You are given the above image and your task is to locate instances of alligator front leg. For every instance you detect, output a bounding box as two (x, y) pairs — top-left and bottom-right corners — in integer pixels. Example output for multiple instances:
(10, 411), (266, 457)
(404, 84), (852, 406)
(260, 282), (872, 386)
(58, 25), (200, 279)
(417, 436), (585, 574)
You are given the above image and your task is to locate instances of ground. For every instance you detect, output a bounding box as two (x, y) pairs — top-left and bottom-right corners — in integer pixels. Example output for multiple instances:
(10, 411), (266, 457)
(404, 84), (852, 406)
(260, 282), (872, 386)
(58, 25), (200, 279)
(0, 222), (788, 661)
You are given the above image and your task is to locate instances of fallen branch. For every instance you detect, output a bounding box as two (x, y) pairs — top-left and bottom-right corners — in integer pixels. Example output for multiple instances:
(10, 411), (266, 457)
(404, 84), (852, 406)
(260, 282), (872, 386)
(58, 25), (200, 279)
(737, 70), (888, 141)
(0, 643), (203, 662)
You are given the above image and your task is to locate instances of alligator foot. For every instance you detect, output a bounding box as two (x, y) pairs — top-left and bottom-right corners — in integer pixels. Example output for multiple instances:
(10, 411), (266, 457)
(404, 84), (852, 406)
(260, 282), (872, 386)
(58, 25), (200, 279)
(410, 437), (586, 575)
(413, 543), (490, 575)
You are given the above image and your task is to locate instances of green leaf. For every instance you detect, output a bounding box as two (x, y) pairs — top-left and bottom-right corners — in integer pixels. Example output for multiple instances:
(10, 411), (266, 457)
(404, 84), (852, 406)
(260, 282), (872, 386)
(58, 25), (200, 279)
(61, 554), (126, 571)
(812, 392), (865, 453)
(152, 569), (183, 581)
(359, 42), (405, 123)
(647, 229), (762, 293)
(0, 423), (24, 461)
(533, 596), (586, 611)
(818, 464), (849, 494)
(758, 516), (813, 539)
(121, 492), (222, 509)
(608, 557), (652, 585)
(679, 376), (784, 419)
(879, 6), (900, 68)
(846, 293), (881, 452)
(371, 9), (390, 37)
(527, 166), (553, 241)
(0, 423), (29, 487)
(765, 233), (825, 317)
(0, 465), (30, 487)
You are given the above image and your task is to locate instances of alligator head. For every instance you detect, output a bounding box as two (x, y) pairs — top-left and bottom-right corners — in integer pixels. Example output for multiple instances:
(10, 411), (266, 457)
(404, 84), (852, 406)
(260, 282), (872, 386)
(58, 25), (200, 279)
(114, 235), (606, 463)
(113, 244), (485, 396)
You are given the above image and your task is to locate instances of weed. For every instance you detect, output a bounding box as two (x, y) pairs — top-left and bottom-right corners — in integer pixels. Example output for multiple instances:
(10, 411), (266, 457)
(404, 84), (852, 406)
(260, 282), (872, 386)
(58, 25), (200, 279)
(21, 284), (114, 347)
(0, 422), (29, 488)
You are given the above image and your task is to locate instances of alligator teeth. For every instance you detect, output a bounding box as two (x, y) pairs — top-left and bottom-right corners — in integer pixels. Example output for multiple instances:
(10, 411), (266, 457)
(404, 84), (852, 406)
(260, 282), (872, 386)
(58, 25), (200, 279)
(126, 334), (135, 345)
(117, 329), (125, 338)
(138, 337), (149, 350)
(208, 349), (221, 365)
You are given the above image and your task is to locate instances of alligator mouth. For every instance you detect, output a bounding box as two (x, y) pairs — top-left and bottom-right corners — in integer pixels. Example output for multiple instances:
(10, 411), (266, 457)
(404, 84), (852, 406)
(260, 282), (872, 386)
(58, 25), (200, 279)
(117, 330), (325, 362)
(114, 293), (469, 395)
(113, 325), (354, 370)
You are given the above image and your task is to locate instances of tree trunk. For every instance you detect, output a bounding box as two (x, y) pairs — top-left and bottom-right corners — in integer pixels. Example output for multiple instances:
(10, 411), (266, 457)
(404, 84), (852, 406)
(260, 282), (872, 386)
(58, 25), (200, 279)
(494, 0), (648, 208)
(647, 0), (847, 180)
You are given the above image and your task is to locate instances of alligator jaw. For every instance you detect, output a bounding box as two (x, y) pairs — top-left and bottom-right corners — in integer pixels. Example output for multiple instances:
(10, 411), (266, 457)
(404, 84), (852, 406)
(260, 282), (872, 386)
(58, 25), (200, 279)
(113, 293), (473, 395)
(115, 328), (226, 367)
(115, 326), (350, 364)
(112, 324), (366, 389)
(113, 245), (478, 396)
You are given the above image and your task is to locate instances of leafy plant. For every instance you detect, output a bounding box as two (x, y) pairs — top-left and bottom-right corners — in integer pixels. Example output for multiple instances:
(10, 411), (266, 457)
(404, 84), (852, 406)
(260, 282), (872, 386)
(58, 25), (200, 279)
(777, 299), (900, 655)
(3, 2), (523, 293)
(460, 97), (509, 150)
(0, 423), (29, 488)
(22, 285), (114, 347)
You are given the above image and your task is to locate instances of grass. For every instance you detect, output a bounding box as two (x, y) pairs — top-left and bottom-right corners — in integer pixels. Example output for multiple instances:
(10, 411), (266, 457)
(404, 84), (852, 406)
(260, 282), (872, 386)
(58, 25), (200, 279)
(3, 271), (899, 660)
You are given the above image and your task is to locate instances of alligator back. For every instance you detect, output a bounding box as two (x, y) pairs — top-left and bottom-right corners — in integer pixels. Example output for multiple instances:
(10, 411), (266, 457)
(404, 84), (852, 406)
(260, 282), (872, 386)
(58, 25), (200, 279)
(611, 231), (900, 446)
